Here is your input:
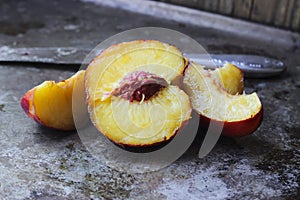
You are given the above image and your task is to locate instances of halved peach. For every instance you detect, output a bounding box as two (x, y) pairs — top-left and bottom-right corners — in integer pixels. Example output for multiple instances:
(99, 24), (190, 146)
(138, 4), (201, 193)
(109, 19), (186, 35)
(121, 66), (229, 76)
(20, 70), (85, 131)
(183, 62), (262, 137)
(85, 40), (187, 102)
(85, 40), (191, 147)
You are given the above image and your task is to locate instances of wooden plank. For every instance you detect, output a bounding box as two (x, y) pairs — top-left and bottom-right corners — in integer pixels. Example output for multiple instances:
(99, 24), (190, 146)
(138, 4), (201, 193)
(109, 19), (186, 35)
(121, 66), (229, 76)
(219, 0), (234, 15)
(157, 0), (299, 31)
(273, 0), (289, 27)
(284, 0), (295, 27)
(250, 0), (276, 23)
(233, 0), (254, 19)
(204, 0), (220, 12)
(196, 0), (207, 10)
(291, 0), (300, 31)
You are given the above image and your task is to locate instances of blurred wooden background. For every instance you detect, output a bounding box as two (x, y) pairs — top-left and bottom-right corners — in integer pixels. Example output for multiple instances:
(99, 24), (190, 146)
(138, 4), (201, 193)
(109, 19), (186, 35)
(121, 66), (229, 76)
(156, 0), (300, 32)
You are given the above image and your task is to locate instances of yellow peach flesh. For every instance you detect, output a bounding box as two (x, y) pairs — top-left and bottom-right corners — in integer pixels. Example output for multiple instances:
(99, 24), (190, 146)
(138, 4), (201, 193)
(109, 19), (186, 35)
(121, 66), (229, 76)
(20, 70), (85, 131)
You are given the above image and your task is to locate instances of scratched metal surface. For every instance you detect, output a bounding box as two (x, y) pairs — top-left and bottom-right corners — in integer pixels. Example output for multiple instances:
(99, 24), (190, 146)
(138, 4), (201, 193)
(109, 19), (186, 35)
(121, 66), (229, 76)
(0, 0), (299, 199)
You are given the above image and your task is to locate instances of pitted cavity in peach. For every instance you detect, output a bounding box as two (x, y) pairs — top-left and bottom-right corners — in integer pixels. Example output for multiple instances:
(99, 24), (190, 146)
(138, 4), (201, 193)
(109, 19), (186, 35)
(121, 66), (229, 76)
(112, 71), (168, 102)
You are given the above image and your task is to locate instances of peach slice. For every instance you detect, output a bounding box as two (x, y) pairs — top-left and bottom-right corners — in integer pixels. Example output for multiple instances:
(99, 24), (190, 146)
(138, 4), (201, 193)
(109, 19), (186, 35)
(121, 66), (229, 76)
(213, 63), (244, 95)
(183, 62), (263, 137)
(20, 70), (85, 131)
(85, 40), (191, 147)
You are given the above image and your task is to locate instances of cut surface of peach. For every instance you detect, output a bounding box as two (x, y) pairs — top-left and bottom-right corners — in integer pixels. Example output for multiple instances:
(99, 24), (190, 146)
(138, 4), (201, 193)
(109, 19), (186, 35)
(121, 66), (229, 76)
(91, 77), (191, 146)
(183, 62), (262, 137)
(85, 40), (191, 146)
(85, 40), (187, 102)
(213, 63), (244, 95)
(21, 70), (85, 131)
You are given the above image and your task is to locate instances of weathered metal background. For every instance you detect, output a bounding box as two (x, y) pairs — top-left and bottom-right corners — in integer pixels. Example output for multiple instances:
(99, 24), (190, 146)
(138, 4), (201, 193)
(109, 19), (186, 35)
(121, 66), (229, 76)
(157, 0), (300, 31)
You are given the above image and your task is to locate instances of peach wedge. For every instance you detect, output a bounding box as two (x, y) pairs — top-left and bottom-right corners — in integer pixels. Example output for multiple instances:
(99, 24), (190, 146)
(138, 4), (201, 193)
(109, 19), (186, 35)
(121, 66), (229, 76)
(20, 70), (85, 131)
(183, 62), (263, 137)
(213, 62), (244, 95)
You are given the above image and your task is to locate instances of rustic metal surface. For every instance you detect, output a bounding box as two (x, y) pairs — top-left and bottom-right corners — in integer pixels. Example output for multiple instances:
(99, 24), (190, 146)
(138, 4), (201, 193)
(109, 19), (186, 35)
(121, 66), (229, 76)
(0, 0), (299, 199)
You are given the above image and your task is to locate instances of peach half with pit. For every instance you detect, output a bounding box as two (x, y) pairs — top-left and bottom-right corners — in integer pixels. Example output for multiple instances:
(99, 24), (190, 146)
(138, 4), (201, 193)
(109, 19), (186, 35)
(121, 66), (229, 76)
(85, 40), (191, 147)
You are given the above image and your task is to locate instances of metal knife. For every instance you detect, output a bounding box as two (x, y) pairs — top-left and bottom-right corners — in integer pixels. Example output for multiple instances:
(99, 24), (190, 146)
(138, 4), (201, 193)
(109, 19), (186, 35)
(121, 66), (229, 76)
(0, 46), (286, 78)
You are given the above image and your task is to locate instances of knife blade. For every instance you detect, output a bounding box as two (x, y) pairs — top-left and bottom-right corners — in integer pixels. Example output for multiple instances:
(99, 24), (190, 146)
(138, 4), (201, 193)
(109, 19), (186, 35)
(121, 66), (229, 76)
(0, 46), (89, 65)
(0, 46), (286, 78)
(189, 54), (286, 78)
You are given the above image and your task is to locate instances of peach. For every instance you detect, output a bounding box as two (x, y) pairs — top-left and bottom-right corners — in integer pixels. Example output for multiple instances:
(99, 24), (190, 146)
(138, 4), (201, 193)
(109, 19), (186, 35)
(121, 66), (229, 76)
(213, 62), (244, 95)
(20, 40), (262, 140)
(20, 70), (85, 131)
(85, 40), (191, 147)
(183, 62), (263, 137)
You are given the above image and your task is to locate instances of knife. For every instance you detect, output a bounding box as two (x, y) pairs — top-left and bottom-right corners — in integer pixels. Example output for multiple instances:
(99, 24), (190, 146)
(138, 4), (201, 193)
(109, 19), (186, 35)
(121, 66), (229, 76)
(0, 46), (286, 78)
